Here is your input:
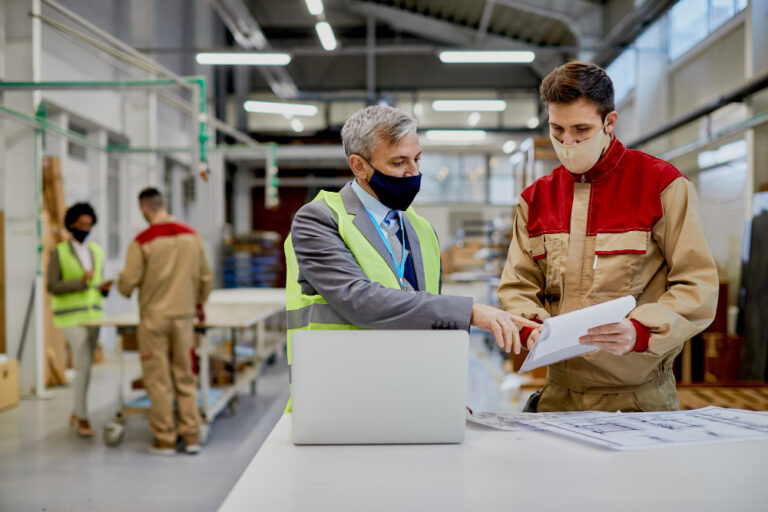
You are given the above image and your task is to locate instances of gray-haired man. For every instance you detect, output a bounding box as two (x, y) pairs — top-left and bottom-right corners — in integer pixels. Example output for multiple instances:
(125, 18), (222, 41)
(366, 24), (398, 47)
(284, 106), (535, 403)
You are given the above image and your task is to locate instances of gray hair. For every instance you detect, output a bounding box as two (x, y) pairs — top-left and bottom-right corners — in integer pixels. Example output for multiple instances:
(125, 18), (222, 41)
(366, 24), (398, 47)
(341, 106), (417, 160)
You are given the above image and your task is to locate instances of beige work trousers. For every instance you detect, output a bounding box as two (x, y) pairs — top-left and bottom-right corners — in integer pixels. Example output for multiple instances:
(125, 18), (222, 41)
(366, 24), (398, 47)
(137, 314), (199, 444)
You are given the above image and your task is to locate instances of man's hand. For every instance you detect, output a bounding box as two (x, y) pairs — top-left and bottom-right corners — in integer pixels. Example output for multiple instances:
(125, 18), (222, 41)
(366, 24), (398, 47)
(471, 304), (540, 355)
(526, 326), (543, 350)
(82, 270), (94, 284)
(101, 280), (114, 293)
(579, 318), (637, 355)
(195, 304), (206, 325)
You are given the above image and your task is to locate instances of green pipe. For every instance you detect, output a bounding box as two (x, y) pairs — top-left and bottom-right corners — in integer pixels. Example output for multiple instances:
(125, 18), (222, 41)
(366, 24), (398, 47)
(0, 104), (41, 127)
(106, 145), (192, 153)
(0, 76), (211, 172)
(0, 78), (181, 90)
(189, 75), (209, 171)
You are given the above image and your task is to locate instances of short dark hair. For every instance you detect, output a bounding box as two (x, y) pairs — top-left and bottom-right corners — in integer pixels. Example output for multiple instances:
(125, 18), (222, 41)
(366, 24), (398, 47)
(539, 61), (615, 119)
(138, 187), (165, 211)
(64, 202), (97, 229)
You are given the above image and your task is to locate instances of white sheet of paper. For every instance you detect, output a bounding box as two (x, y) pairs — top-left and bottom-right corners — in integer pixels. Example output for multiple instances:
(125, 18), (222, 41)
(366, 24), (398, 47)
(519, 295), (637, 373)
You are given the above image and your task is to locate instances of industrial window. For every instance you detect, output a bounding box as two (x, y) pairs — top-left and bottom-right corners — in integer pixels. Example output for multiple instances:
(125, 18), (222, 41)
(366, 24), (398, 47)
(607, 48), (638, 104)
(488, 155), (516, 206)
(415, 153), (487, 204)
(668, 0), (748, 61)
(67, 123), (88, 161)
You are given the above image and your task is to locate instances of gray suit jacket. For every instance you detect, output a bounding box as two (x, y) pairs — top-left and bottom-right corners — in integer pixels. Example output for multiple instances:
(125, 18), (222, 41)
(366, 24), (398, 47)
(291, 182), (473, 330)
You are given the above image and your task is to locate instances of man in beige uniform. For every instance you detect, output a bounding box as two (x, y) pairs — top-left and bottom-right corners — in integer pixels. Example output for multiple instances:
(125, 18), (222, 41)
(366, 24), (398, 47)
(118, 188), (213, 454)
(499, 62), (718, 412)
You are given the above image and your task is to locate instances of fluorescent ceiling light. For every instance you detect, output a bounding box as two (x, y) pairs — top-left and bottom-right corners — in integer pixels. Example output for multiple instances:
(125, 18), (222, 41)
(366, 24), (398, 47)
(526, 116), (540, 129)
(425, 130), (487, 141)
(502, 140), (517, 154)
(290, 118), (305, 133)
(432, 99), (507, 112)
(467, 112), (481, 127)
(439, 50), (535, 63)
(305, 0), (324, 16)
(196, 52), (291, 66)
(244, 100), (318, 117)
(315, 21), (337, 51)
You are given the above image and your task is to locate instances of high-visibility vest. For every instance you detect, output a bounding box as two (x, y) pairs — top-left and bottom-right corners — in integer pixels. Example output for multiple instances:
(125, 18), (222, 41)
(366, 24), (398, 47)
(283, 190), (441, 411)
(51, 241), (104, 329)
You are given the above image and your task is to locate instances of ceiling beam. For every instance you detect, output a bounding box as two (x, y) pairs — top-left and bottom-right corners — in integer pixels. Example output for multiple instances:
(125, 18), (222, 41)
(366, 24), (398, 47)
(209, 0), (299, 98)
(592, 0), (676, 66)
(475, 0), (496, 45)
(347, 1), (562, 78)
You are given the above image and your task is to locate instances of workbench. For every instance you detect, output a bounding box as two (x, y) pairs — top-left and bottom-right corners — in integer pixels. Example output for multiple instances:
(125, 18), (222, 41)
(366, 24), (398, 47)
(218, 413), (768, 512)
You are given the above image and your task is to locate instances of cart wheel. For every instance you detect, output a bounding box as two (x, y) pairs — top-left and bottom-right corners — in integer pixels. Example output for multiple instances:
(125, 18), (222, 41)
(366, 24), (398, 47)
(103, 421), (125, 447)
(199, 423), (211, 445)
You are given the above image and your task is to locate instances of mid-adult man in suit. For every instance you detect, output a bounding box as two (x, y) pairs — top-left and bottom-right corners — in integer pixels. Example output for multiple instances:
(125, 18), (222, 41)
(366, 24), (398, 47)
(284, 106), (535, 409)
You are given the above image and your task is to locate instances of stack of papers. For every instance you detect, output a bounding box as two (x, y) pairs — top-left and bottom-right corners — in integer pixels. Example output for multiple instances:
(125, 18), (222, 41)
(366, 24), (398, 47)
(467, 406), (768, 450)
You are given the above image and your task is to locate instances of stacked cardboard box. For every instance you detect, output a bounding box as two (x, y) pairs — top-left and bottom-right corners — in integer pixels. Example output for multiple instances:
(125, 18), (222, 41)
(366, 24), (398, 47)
(0, 356), (19, 411)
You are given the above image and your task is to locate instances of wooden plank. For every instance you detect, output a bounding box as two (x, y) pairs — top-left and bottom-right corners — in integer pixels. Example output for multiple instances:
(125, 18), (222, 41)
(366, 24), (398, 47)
(41, 210), (69, 386)
(0, 211), (4, 354)
(678, 386), (768, 411)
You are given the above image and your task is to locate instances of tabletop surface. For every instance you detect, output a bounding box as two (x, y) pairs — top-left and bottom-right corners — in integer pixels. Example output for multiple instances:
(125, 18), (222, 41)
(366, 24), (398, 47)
(88, 288), (285, 328)
(218, 414), (768, 512)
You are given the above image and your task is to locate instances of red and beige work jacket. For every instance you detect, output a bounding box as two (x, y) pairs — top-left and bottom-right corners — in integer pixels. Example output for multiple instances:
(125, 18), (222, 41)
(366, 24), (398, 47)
(498, 137), (718, 411)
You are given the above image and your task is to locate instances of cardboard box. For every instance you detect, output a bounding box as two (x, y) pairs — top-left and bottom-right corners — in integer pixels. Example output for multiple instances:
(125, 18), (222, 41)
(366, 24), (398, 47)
(0, 357), (20, 412)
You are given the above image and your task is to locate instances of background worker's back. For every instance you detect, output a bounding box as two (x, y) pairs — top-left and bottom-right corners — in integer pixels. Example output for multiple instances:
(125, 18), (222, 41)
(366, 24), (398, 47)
(118, 188), (213, 455)
(124, 221), (213, 317)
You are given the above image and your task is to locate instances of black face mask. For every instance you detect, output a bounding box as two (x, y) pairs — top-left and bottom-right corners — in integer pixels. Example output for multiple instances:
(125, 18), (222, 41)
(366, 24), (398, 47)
(70, 228), (90, 243)
(361, 157), (422, 211)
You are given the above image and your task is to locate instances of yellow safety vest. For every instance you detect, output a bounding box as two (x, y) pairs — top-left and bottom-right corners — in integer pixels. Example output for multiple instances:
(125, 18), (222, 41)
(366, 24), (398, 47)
(51, 241), (104, 329)
(283, 190), (441, 411)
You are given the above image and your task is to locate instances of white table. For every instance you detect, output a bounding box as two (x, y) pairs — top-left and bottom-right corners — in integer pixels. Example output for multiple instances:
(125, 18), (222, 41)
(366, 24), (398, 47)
(219, 414), (768, 512)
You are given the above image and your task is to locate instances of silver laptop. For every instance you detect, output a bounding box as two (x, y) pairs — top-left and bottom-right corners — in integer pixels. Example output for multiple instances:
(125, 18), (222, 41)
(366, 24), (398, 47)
(291, 330), (468, 445)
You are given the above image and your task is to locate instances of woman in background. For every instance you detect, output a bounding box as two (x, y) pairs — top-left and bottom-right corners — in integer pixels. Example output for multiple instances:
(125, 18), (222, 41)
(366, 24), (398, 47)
(47, 203), (113, 437)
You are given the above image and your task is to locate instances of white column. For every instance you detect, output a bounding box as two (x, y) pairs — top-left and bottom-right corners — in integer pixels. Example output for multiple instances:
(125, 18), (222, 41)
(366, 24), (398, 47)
(232, 166), (253, 234)
(1, 0), (44, 394)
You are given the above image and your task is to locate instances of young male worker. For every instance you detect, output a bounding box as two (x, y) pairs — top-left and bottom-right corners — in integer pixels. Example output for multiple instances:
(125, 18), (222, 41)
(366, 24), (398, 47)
(285, 106), (537, 410)
(498, 62), (718, 412)
(118, 188), (213, 454)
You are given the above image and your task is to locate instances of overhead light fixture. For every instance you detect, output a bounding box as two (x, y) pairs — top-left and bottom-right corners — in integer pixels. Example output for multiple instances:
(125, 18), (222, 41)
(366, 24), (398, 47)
(432, 100), (507, 112)
(315, 21), (337, 51)
(438, 50), (535, 64)
(244, 100), (318, 117)
(290, 118), (305, 133)
(305, 0), (324, 16)
(196, 52), (291, 66)
(526, 116), (540, 129)
(502, 140), (517, 154)
(467, 112), (481, 127)
(425, 130), (487, 141)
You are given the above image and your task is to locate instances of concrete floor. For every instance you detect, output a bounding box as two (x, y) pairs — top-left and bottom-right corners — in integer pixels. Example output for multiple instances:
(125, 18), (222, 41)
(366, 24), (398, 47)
(0, 354), (290, 512)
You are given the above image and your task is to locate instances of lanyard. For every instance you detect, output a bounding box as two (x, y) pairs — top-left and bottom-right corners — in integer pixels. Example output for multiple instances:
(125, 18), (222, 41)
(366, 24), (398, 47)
(364, 208), (406, 288)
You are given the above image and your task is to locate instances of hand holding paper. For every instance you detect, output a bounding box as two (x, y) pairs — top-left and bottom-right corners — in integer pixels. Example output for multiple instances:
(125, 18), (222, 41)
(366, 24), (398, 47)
(579, 317), (638, 355)
(519, 296), (636, 373)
